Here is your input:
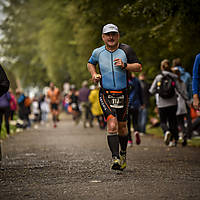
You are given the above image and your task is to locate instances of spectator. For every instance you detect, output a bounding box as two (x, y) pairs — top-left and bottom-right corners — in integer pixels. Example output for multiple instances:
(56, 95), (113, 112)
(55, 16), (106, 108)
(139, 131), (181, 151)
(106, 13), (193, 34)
(40, 95), (49, 123)
(68, 85), (81, 124)
(78, 80), (92, 128)
(62, 93), (70, 113)
(149, 59), (187, 147)
(172, 57), (193, 138)
(138, 72), (150, 134)
(0, 91), (11, 137)
(32, 96), (40, 122)
(192, 53), (200, 110)
(0, 64), (10, 97)
(172, 67), (188, 146)
(9, 89), (17, 120)
(16, 89), (31, 128)
(89, 84), (106, 129)
(127, 72), (142, 147)
(0, 64), (9, 160)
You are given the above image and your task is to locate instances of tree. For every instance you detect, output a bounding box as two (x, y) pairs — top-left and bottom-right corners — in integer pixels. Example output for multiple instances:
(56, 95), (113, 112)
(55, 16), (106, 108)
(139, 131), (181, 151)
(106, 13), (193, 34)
(0, 0), (199, 88)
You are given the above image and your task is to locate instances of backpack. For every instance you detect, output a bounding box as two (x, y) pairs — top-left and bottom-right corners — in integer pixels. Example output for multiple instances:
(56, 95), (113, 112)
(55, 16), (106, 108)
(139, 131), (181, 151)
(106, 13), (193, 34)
(156, 73), (176, 99)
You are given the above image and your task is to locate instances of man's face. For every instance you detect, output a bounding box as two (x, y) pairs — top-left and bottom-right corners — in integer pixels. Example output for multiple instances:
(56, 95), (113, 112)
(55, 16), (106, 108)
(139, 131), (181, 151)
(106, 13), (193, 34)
(102, 32), (119, 48)
(50, 82), (54, 90)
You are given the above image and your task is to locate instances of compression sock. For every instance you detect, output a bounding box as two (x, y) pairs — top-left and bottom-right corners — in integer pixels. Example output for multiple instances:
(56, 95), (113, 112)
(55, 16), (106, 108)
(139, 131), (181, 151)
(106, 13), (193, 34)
(107, 133), (119, 158)
(118, 134), (128, 152)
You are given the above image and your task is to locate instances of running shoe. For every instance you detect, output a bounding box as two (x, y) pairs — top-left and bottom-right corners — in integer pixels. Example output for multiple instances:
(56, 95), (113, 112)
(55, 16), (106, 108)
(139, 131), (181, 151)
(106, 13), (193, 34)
(135, 131), (141, 145)
(164, 131), (171, 145)
(168, 141), (177, 147)
(120, 153), (127, 170)
(111, 157), (121, 171)
(54, 124), (57, 128)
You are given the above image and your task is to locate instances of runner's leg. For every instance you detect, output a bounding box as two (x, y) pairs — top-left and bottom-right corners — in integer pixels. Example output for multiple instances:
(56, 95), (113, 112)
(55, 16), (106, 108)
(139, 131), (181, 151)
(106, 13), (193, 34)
(107, 116), (119, 158)
(118, 121), (128, 152)
(118, 121), (128, 170)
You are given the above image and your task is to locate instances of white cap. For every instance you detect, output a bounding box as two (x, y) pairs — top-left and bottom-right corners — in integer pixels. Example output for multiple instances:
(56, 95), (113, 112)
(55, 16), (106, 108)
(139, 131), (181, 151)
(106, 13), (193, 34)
(102, 24), (119, 34)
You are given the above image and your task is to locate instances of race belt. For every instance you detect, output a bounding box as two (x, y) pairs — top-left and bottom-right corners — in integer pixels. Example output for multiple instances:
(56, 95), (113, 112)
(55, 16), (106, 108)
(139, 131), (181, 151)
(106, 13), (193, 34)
(108, 93), (124, 108)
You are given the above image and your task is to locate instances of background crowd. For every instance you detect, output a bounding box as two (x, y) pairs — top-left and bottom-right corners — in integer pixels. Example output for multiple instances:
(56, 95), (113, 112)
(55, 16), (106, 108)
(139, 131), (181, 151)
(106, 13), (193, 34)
(0, 56), (200, 148)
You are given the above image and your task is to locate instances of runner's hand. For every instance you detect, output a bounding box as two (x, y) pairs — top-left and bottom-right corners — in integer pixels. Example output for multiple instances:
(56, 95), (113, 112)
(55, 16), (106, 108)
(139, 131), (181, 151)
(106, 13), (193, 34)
(114, 58), (125, 69)
(92, 74), (101, 83)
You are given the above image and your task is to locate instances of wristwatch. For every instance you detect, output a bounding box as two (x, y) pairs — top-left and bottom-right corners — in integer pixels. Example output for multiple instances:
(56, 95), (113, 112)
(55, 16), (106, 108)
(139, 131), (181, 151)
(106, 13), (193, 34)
(122, 63), (127, 70)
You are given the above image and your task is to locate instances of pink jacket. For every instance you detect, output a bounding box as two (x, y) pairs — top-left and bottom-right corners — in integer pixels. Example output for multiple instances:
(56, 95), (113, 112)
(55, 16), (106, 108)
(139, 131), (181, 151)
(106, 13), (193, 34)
(10, 93), (17, 111)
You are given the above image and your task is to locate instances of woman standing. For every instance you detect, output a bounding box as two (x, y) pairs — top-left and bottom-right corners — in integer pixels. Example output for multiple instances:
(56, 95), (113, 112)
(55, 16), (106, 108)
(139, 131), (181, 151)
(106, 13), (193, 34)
(149, 59), (187, 147)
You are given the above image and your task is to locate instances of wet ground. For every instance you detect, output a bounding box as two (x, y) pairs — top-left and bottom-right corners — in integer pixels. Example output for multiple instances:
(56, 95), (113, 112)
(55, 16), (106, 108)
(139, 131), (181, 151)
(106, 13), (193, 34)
(0, 114), (200, 200)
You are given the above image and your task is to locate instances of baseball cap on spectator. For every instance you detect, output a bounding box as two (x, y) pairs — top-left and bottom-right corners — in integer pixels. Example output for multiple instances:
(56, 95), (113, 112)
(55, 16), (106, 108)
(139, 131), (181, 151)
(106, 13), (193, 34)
(102, 24), (119, 34)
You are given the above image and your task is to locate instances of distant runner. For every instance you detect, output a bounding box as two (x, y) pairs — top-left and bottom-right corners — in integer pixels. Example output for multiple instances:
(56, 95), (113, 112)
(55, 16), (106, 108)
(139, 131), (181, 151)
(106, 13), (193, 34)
(47, 82), (60, 128)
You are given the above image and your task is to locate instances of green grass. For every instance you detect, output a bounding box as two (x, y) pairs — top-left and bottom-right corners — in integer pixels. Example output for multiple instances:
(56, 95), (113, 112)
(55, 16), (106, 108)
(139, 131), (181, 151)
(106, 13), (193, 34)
(187, 137), (200, 148)
(146, 125), (163, 137)
(0, 121), (17, 139)
(146, 124), (200, 148)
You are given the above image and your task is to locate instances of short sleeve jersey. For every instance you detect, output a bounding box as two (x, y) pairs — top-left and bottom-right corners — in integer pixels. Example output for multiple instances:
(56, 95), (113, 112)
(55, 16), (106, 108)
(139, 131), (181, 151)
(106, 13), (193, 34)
(88, 43), (140, 90)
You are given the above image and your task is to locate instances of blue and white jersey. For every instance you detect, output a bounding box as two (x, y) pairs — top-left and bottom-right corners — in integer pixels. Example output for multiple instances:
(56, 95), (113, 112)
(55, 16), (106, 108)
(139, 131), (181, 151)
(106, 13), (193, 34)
(88, 43), (140, 90)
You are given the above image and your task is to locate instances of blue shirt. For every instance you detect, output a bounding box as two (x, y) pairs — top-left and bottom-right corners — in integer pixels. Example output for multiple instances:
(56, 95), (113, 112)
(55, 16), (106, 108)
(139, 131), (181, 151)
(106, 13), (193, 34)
(88, 43), (140, 90)
(128, 77), (143, 109)
(192, 53), (200, 96)
(177, 66), (192, 100)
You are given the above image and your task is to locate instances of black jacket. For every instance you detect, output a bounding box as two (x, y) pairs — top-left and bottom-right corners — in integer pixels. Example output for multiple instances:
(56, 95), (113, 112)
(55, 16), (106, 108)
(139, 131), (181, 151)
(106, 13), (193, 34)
(0, 64), (10, 97)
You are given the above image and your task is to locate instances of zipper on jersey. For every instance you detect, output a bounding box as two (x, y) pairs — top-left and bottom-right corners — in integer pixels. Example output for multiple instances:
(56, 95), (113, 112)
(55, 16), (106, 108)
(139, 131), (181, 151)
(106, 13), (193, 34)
(111, 53), (116, 87)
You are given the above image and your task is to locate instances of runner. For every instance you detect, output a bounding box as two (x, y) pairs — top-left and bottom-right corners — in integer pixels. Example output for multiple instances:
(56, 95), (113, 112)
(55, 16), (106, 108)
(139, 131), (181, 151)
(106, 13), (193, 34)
(87, 23), (142, 170)
(47, 82), (60, 128)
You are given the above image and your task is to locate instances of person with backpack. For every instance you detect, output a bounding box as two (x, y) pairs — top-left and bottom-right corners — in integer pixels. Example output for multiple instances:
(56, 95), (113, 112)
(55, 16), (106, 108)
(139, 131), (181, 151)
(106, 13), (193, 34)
(149, 59), (187, 147)
(16, 89), (31, 128)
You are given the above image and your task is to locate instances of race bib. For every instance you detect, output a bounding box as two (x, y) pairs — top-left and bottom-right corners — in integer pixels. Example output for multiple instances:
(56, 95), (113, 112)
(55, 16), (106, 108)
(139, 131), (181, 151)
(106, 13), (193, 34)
(108, 94), (124, 108)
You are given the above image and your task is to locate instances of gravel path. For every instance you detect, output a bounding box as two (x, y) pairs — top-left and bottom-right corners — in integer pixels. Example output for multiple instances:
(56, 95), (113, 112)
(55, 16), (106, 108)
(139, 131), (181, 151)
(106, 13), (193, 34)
(0, 115), (200, 200)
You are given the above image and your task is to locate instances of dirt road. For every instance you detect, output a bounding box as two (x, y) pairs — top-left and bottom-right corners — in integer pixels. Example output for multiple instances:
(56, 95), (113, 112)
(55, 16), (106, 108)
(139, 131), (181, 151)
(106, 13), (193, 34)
(0, 115), (200, 200)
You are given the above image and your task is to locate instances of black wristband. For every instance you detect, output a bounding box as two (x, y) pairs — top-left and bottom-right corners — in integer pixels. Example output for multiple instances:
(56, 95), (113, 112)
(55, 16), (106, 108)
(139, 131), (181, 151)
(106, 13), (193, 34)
(122, 63), (127, 70)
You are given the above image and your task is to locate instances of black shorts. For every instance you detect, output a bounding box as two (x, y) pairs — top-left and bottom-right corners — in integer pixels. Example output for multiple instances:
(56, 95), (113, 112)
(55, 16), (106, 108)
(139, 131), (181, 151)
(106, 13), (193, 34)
(99, 88), (128, 122)
(51, 103), (58, 110)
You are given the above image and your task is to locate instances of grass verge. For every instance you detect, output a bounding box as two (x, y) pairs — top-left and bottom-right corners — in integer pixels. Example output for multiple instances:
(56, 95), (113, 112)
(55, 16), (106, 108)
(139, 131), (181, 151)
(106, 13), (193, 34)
(146, 125), (200, 148)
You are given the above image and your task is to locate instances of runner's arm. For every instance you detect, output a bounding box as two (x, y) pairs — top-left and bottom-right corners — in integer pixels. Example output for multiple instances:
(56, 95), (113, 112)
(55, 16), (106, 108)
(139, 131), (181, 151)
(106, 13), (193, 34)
(87, 63), (101, 83)
(126, 63), (142, 72)
(114, 58), (142, 72)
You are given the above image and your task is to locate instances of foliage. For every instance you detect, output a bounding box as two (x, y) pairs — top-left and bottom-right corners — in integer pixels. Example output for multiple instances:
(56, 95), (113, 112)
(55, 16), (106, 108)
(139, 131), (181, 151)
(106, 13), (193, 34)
(0, 0), (199, 89)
